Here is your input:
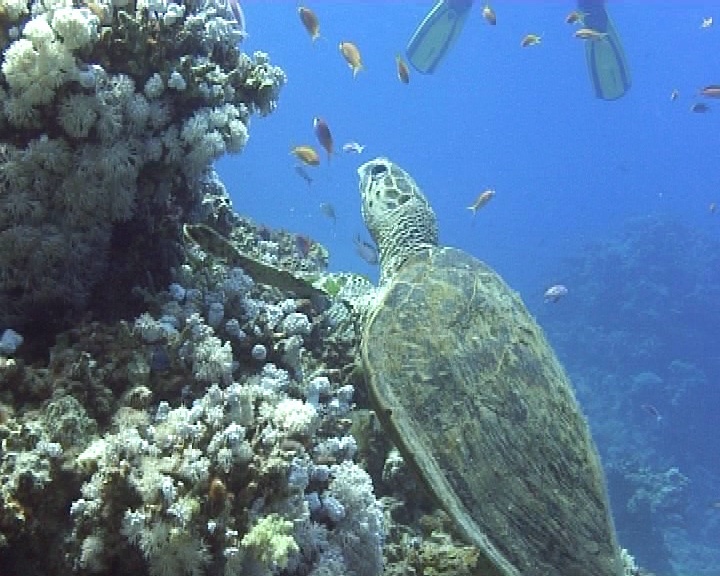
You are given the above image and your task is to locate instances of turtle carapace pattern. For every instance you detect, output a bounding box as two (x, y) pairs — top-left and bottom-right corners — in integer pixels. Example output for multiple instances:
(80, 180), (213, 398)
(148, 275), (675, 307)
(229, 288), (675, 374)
(356, 157), (624, 576)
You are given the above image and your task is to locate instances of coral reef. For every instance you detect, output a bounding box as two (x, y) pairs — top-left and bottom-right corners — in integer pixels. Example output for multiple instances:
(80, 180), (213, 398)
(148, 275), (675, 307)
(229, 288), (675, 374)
(540, 215), (720, 574)
(0, 214), (386, 575)
(0, 0), (285, 337)
(0, 3), (409, 575)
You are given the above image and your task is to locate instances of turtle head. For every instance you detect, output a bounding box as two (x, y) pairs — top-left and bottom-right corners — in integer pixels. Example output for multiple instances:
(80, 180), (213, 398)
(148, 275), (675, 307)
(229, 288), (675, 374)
(357, 158), (438, 284)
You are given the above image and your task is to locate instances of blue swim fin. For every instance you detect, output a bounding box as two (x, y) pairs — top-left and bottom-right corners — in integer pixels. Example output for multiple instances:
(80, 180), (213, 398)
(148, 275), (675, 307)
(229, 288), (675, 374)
(406, 0), (474, 75)
(579, 1), (631, 100)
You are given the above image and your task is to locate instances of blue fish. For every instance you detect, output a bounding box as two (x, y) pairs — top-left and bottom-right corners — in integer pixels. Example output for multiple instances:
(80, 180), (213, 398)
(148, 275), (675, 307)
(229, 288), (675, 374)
(294, 164), (313, 187)
(354, 234), (378, 265)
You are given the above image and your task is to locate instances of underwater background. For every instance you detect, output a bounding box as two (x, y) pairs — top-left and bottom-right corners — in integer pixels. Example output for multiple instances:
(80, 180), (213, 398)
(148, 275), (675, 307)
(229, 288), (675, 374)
(1, 0), (719, 574)
(218, 2), (720, 575)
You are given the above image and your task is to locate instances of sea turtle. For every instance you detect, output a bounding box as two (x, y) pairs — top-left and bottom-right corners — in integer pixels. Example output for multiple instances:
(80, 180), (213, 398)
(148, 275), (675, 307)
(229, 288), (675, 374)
(357, 158), (624, 576)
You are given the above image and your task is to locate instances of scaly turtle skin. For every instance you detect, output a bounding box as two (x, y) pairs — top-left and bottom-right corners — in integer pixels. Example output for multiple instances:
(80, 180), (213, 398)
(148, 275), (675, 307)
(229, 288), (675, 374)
(357, 158), (623, 576)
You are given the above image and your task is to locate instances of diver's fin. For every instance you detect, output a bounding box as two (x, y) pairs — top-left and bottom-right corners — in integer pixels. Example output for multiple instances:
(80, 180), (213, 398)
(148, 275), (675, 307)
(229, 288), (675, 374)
(405, 0), (473, 75)
(581, 2), (631, 100)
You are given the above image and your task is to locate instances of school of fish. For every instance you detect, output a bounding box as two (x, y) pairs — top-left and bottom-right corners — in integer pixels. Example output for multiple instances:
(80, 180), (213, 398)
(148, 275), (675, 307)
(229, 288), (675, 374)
(288, 5), (718, 268)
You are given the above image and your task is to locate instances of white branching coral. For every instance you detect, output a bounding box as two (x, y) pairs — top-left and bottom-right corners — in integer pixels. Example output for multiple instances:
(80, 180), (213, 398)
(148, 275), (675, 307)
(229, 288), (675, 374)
(240, 514), (299, 569)
(50, 7), (99, 50)
(1, 37), (75, 109)
(177, 104), (250, 176)
(178, 313), (234, 384)
(326, 462), (385, 576)
(2, 7), (98, 118)
(272, 398), (319, 438)
(58, 93), (98, 138)
(0, 0), (286, 333)
(0, 0), (29, 21)
(143, 72), (164, 99)
(145, 524), (209, 576)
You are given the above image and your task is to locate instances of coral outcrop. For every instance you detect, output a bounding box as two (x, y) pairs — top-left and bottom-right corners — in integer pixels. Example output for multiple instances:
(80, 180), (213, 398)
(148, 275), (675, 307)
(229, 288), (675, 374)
(0, 209), (386, 576)
(0, 0), (285, 337)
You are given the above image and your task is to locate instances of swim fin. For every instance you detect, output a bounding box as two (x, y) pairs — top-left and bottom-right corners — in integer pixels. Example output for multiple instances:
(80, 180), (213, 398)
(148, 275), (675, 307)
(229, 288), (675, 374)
(405, 0), (473, 75)
(580, 1), (631, 100)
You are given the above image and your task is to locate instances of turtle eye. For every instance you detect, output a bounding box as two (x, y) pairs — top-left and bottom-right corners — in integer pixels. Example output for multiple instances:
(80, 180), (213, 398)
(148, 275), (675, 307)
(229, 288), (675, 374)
(370, 164), (388, 179)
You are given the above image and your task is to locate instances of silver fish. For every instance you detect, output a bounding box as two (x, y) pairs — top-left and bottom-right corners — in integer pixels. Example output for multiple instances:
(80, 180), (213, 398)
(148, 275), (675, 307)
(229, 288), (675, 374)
(354, 234), (378, 265)
(294, 164), (313, 187)
(319, 202), (336, 223)
(342, 142), (365, 154)
(544, 284), (568, 303)
(641, 403), (662, 422)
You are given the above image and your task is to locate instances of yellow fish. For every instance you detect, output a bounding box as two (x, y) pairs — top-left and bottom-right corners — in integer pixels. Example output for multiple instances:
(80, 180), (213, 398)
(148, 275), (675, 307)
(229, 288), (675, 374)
(291, 145), (320, 166)
(467, 189), (496, 214)
(298, 6), (320, 42)
(565, 10), (586, 25)
(574, 28), (608, 41)
(395, 55), (410, 84)
(339, 41), (363, 77)
(521, 34), (542, 48)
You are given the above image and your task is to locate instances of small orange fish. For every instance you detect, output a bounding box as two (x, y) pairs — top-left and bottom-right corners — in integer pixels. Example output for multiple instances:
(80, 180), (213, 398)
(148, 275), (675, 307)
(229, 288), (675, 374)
(482, 4), (496, 25)
(298, 6), (320, 42)
(574, 28), (608, 41)
(565, 10), (586, 25)
(670, 89), (679, 101)
(339, 41), (363, 77)
(291, 145), (320, 166)
(521, 34), (541, 48)
(313, 116), (333, 160)
(395, 54), (410, 84)
(700, 85), (720, 98)
(467, 189), (495, 214)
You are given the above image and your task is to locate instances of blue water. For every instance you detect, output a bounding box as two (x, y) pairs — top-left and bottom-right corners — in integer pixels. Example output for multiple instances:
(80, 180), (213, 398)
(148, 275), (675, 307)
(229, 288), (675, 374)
(217, 3), (720, 574)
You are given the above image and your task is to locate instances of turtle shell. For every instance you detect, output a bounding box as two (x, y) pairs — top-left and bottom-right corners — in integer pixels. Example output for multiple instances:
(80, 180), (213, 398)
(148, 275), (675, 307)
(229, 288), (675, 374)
(362, 246), (622, 576)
